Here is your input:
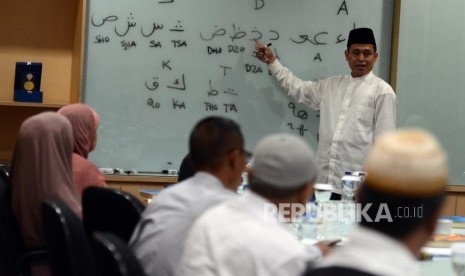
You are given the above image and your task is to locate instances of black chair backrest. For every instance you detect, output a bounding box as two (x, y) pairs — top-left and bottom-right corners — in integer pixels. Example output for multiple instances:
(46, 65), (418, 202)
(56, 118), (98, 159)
(83, 187), (145, 243)
(0, 164), (47, 276)
(92, 232), (146, 276)
(0, 164), (10, 183)
(0, 165), (23, 276)
(42, 200), (96, 276)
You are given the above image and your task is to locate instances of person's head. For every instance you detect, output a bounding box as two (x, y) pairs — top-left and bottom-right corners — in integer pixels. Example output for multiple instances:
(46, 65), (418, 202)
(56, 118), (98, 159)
(248, 134), (317, 206)
(345, 27), (378, 77)
(189, 116), (246, 190)
(177, 153), (196, 182)
(358, 129), (447, 254)
(10, 112), (81, 248)
(58, 103), (99, 158)
(12, 112), (74, 176)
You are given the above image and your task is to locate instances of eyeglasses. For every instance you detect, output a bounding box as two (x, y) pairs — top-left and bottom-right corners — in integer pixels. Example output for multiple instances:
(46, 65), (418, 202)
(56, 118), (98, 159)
(348, 50), (374, 59)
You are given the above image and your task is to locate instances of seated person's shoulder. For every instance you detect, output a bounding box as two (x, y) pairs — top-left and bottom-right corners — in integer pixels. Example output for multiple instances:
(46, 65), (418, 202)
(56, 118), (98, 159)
(304, 266), (377, 276)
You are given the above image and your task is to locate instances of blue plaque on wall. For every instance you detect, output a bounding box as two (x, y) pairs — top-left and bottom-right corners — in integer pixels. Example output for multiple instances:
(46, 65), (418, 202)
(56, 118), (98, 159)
(14, 62), (43, 103)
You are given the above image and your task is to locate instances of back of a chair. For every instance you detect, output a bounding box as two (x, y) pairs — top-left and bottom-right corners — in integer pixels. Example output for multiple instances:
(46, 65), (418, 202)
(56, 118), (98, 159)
(83, 187), (145, 243)
(42, 200), (96, 276)
(92, 232), (146, 276)
(0, 166), (23, 276)
(0, 164), (10, 183)
(0, 165), (48, 276)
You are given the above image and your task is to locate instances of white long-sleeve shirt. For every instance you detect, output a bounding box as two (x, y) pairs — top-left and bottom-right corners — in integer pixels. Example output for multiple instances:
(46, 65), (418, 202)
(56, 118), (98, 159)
(269, 60), (397, 187)
(178, 191), (321, 276)
(129, 172), (236, 276)
(313, 226), (420, 276)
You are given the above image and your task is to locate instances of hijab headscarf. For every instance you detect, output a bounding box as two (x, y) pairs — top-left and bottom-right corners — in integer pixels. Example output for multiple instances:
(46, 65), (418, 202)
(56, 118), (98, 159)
(58, 104), (106, 196)
(57, 104), (97, 158)
(10, 112), (81, 249)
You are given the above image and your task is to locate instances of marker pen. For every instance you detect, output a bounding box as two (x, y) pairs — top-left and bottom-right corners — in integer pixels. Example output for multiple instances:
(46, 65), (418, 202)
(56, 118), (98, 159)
(162, 169), (178, 175)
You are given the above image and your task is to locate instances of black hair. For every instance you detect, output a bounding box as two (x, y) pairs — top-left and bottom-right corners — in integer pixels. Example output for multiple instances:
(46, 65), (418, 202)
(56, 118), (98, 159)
(177, 153), (196, 182)
(189, 116), (243, 171)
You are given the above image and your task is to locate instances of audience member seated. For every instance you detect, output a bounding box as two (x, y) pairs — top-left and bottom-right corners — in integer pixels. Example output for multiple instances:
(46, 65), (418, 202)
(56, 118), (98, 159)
(304, 129), (448, 276)
(129, 116), (246, 276)
(58, 103), (106, 197)
(177, 153), (195, 182)
(10, 112), (82, 275)
(178, 133), (329, 276)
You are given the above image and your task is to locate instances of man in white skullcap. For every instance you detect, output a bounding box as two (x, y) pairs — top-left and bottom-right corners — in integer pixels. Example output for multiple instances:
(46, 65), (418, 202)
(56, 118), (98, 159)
(305, 128), (448, 276)
(255, 28), (397, 190)
(178, 133), (330, 276)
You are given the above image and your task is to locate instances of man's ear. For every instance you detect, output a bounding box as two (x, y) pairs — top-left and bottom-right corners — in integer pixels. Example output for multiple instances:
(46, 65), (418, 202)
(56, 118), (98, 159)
(224, 150), (235, 169)
(228, 149), (243, 170)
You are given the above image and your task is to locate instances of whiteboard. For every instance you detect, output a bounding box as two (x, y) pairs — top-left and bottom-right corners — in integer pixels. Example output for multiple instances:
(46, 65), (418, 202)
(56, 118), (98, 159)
(83, 0), (393, 172)
(397, 0), (465, 185)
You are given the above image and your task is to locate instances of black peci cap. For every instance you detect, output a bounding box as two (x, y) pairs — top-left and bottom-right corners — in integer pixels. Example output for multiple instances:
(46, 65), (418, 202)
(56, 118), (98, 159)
(347, 28), (377, 52)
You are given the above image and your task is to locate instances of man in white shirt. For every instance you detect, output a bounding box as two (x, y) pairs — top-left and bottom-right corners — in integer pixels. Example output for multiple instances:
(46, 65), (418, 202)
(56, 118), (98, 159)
(305, 129), (448, 276)
(129, 116), (247, 276)
(178, 133), (330, 276)
(255, 28), (397, 188)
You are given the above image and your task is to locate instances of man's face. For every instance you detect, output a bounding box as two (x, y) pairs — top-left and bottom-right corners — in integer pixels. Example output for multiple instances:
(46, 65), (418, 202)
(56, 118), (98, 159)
(345, 44), (378, 77)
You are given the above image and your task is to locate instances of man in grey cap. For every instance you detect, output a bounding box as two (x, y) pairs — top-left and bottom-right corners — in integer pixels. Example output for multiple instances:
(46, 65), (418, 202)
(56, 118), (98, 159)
(255, 28), (397, 191)
(178, 133), (329, 276)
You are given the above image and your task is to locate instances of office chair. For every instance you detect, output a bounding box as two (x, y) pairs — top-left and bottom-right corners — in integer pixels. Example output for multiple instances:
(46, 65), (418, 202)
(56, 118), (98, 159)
(0, 165), (47, 276)
(0, 164), (10, 183)
(83, 187), (145, 243)
(92, 232), (146, 276)
(42, 200), (96, 276)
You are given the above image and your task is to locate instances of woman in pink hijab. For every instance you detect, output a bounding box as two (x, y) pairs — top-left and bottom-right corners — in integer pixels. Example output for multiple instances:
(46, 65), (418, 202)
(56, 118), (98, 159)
(10, 112), (82, 250)
(58, 103), (106, 197)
